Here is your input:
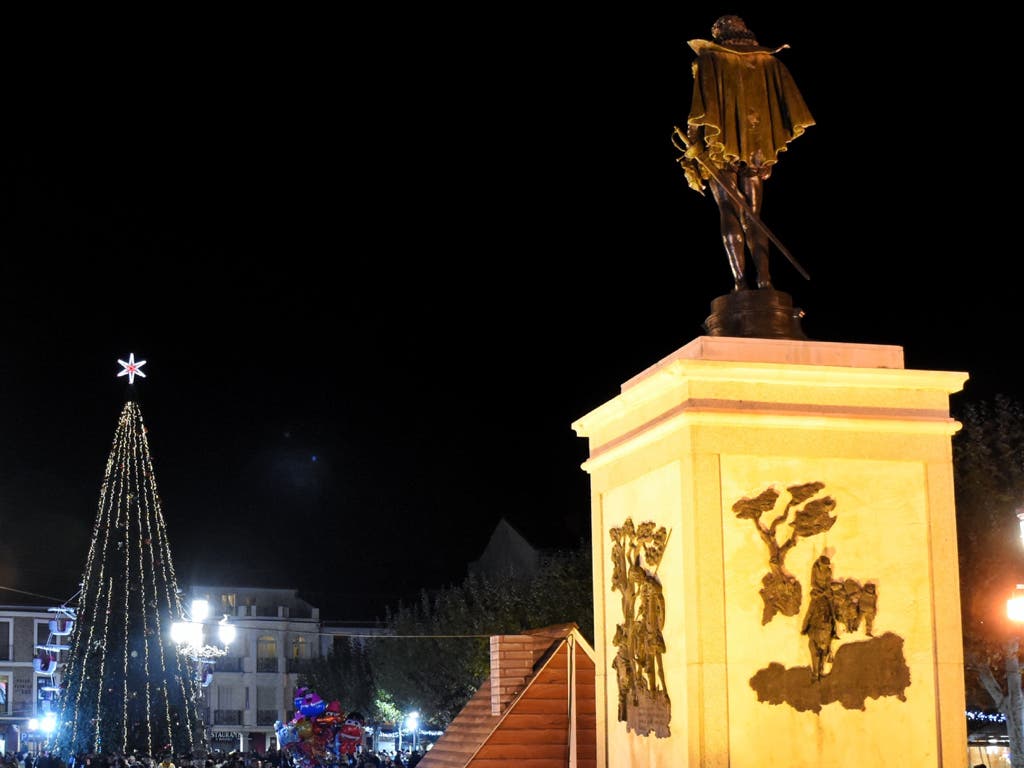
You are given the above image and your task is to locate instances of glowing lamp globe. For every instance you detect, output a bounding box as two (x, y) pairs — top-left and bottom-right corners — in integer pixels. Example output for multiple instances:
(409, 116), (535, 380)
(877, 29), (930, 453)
(171, 620), (203, 647)
(41, 712), (57, 734)
(191, 599), (210, 622)
(1008, 585), (1024, 623)
(218, 616), (236, 645)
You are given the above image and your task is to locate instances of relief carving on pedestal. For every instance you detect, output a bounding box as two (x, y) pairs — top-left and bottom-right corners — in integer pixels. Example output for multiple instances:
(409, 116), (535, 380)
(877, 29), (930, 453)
(733, 482), (910, 712)
(732, 482), (836, 625)
(609, 518), (671, 738)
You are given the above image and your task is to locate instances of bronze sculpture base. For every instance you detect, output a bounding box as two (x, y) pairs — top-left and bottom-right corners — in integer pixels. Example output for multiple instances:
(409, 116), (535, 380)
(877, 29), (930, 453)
(704, 288), (807, 340)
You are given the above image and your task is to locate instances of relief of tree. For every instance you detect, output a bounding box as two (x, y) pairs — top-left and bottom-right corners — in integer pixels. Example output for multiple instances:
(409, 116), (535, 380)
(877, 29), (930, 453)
(732, 482), (837, 624)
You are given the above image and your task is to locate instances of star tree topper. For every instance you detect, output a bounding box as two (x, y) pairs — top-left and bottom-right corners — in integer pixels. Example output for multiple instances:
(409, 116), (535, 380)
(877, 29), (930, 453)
(117, 353), (147, 384)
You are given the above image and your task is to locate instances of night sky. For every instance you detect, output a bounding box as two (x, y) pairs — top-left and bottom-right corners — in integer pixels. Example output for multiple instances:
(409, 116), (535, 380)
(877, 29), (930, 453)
(0, 9), (1016, 620)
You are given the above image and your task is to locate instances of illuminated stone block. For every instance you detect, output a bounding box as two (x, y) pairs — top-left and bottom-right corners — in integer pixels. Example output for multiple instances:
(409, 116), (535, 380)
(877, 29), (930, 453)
(573, 336), (968, 768)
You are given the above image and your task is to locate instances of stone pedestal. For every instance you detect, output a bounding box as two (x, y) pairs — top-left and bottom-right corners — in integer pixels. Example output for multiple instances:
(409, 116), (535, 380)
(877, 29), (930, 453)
(572, 336), (969, 767)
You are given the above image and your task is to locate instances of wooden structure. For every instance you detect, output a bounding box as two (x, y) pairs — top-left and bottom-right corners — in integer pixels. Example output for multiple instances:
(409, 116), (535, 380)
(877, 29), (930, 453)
(418, 623), (596, 768)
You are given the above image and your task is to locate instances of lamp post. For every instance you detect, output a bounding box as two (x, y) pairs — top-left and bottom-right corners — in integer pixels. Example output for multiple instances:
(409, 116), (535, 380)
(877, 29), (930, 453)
(171, 598), (236, 754)
(171, 599), (236, 686)
(26, 713), (57, 753)
(1006, 586), (1024, 768)
(406, 711), (419, 752)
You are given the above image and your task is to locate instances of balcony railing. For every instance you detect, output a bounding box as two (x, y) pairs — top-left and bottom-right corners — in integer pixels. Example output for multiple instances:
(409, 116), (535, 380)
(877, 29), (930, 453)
(256, 657), (278, 673)
(198, 708), (211, 725)
(213, 710), (243, 726)
(286, 658), (310, 673)
(215, 657), (243, 673)
(256, 709), (278, 726)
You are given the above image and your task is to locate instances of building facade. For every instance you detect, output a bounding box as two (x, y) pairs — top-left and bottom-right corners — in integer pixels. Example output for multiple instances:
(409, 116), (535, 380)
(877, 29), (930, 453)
(0, 603), (65, 754)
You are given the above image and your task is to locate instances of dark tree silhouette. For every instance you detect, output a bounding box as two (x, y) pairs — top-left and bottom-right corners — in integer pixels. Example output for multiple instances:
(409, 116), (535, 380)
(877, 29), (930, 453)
(955, 394), (1024, 767)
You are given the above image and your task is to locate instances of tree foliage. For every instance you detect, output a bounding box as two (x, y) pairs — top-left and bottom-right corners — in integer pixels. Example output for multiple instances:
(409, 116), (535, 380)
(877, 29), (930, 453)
(954, 394), (1024, 764)
(296, 637), (376, 720)
(365, 539), (594, 729)
(955, 397), (1024, 678)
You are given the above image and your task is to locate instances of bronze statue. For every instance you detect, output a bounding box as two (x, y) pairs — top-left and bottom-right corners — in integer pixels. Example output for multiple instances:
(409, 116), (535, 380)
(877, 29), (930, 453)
(677, 15), (814, 292)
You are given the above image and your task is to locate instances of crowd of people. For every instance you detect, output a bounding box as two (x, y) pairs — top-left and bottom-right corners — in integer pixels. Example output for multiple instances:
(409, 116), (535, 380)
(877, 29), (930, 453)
(3, 751), (66, 768)
(2, 748), (422, 768)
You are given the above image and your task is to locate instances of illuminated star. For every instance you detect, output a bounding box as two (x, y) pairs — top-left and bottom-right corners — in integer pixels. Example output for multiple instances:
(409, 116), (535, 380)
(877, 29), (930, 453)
(117, 353), (147, 384)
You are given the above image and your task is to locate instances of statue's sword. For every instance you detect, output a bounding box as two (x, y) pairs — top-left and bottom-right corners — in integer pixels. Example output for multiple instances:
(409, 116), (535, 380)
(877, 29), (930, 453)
(672, 126), (810, 281)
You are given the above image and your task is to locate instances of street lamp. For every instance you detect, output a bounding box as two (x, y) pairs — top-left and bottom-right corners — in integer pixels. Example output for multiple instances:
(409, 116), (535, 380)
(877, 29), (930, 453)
(28, 713), (57, 734)
(406, 711), (419, 752)
(1009, 586), (1024, 623)
(171, 598), (236, 686)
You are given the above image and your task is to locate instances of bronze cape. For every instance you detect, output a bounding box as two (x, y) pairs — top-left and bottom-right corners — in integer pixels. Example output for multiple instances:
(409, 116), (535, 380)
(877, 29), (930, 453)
(686, 39), (815, 178)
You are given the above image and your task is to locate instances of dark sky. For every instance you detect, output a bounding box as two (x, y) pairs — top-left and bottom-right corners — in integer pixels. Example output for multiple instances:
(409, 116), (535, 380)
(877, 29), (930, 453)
(0, 9), (1015, 620)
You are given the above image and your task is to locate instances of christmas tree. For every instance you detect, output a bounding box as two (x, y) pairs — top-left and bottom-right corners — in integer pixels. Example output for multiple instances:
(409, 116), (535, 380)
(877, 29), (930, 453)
(53, 355), (207, 759)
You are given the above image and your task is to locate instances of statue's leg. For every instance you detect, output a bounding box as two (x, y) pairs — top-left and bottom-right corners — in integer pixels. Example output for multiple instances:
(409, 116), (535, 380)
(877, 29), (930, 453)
(740, 173), (771, 288)
(709, 172), (746, 291)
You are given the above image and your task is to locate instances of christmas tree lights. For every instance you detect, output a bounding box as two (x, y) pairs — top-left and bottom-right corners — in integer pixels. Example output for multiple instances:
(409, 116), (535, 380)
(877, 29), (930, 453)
(53, 362), (205, 759)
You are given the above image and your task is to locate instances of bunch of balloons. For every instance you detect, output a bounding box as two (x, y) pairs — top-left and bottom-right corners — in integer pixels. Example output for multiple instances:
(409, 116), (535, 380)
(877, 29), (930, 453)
(275, 687), (364, 768)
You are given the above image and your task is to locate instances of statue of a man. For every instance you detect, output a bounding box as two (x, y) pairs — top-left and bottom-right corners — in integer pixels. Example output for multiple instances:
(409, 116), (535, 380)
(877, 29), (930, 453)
(681, 15), (815, 292)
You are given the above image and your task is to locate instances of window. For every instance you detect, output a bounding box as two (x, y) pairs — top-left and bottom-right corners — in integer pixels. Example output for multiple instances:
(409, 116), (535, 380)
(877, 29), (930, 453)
(257, 636), (278, 672)
(256, 686), (277, 723)
(0, 672), (9, 714)
(215, 686), (245, 726)
(219, 685), (244, 710)
(256, 686), (276, 709)
(286, 636), (311, 672)
(37, 622), (50, 646)
(0, 621), (10, 661)
(290, 636), (309, 659)
(221, 594), (237, 614)
(257, 636), (277, 658)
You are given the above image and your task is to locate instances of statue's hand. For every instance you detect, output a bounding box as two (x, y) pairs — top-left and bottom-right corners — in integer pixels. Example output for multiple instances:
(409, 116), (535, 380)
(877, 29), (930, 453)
(680, 159), (705, 195)
(683, 143), (703, 160)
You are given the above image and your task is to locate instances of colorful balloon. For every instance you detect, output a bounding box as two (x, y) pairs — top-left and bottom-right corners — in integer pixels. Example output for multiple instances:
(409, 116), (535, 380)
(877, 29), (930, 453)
(283, 686), (354, 767)
(338, 712), (364, 755)
(275, 723), (298, 747)
(300, 698), (326, 718)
